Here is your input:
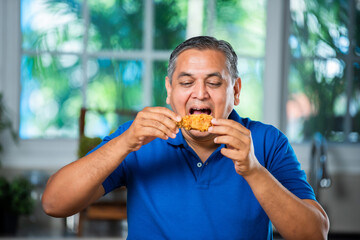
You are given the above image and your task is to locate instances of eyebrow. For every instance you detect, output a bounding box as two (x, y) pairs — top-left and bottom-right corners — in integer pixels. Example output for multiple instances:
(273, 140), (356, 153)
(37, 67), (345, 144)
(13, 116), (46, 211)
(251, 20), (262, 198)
(177, 72), (193, 78)
(206, 72), (223, 79)
(177, 72), (223, 79)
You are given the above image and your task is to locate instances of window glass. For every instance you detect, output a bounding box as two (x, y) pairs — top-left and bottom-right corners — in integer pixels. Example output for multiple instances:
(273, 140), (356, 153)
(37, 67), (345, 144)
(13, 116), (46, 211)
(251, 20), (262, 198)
(287, 0), (360, 143)
(286, 58), (346, 142)
(86, 59), (143, 111)
(213, 0), (266, 121)
(289, 0), (349, 58)
(153, 61), (168, 107)
(154, 0), (188, 50)
(356, 0), (360, 56)
(87, 0), (143, 51)
(85, 59), (143, 136)
(213, 0), (266, 57)
(20, 55), (82, 139)
(234, 58), (264, 121)
(21, 0), (84, 52)
(84, 111), (128, 137)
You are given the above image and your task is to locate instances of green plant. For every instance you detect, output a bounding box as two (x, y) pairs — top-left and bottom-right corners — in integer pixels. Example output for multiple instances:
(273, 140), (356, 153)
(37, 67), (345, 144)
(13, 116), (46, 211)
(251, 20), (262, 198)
(0, 93), (32, 235)
(10, 177), (34, 215)
(0, 176), (34, 216)
(77, 136), (102, 158)
(0, 176), (11, 207)
(0, 93), (18, 166)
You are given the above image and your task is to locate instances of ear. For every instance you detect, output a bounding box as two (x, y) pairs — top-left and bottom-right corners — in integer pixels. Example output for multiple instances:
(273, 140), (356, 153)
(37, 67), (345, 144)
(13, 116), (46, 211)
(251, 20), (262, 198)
(234, 77), (241, 106)
(165, 76), (172, 105)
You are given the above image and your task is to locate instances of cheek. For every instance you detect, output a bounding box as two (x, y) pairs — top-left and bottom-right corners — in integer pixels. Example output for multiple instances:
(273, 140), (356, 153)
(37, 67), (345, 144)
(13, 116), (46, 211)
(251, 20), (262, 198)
(213, 89), (234, 116)
(215, 87), (233, 104)
(214, 96), (228, 110)
(170, 89), (191, 109)
(172, 89), (188, 102)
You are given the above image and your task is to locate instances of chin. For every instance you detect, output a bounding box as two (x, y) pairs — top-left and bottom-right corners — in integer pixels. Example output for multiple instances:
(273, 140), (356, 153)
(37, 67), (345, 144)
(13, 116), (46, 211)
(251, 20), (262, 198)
(187, 129), (214, 139)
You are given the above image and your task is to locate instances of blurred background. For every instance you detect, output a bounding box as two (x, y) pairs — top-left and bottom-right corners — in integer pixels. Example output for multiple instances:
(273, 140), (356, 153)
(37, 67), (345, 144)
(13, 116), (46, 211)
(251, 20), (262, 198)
(0, 0), (359, 238)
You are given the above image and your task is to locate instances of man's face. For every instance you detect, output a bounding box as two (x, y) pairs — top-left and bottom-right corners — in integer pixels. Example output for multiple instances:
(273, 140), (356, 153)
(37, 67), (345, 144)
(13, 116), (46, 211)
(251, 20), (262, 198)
(165, 49), (241, 137)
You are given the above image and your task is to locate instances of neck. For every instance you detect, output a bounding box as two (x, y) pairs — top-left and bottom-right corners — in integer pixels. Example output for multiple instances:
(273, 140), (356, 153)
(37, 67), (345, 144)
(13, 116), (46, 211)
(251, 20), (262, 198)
(182, 129), (219, 162)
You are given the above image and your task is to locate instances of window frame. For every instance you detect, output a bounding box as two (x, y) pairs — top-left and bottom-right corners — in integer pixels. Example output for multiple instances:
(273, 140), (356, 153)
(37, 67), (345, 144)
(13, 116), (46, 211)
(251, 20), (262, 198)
(1, 0), (359, 173)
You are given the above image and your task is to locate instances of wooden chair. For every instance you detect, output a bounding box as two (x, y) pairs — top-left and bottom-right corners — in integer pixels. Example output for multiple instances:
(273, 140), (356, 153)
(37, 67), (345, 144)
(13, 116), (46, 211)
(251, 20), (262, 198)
(77, 189), (128, 236)
(76, 107), (137, 236)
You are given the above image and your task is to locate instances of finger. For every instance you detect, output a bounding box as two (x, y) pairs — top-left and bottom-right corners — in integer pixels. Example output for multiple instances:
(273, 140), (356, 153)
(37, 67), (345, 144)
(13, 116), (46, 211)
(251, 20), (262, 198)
(144, 107), (181, 122)
(222, 148), (250, 163)
(233, 160), (242, 167)
(211, 118), (250, 135)
(220, 148), (242, 160)
(214, 135), (244, 150)
(139, 126), (171, 141)
(137, 111), (179, 133)
(210, 125), (250, 146)
(140, 119), (177, 139)
(209, 125), (243, 137)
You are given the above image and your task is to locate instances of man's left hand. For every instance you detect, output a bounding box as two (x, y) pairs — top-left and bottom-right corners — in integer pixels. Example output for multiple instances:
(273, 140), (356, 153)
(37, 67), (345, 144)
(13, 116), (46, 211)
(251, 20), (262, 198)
(208, 118), (261, 176)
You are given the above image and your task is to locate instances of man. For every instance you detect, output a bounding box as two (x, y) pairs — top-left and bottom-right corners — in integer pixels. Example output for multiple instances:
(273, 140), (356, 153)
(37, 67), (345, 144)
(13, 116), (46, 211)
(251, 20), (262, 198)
(42, 36), (329, 239)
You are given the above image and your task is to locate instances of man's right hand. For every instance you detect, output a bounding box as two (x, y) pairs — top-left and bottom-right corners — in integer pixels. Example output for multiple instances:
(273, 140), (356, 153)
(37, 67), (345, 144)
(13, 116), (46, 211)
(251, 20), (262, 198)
(123, 107), (181, 152)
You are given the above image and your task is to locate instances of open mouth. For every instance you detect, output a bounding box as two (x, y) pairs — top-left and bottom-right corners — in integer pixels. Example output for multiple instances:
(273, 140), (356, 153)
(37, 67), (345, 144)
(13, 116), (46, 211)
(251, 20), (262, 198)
(189, 108), (212, 115)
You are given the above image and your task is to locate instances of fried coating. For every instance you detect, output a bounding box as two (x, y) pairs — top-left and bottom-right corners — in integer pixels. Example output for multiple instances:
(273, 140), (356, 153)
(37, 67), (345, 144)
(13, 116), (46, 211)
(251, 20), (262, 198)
(176, 114), (213, 132)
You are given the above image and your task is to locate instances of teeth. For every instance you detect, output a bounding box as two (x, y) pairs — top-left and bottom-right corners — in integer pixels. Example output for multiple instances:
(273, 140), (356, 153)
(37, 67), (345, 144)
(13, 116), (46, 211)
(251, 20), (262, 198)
(190, 108), (211, 115)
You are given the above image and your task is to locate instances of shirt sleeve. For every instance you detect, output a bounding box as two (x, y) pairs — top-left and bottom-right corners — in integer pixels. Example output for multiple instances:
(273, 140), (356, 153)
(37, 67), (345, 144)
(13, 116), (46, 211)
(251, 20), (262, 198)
(265, 127), (316, 201)
(86, 121), (133, 195)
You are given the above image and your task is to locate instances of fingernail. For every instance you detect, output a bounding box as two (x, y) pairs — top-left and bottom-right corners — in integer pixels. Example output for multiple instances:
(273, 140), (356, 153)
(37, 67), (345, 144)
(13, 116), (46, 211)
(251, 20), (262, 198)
(211, 118), (216, 124)
(172, 133), (177, 138)
(214, 137), (217, 143)
(208, 127), (213, 132)
(176, 115), (182, 122)
(176, 128), (179, 134)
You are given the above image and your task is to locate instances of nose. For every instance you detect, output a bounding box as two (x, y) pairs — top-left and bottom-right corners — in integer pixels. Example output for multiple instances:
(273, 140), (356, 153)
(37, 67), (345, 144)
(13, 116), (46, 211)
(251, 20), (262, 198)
(192, 81), (209, 100)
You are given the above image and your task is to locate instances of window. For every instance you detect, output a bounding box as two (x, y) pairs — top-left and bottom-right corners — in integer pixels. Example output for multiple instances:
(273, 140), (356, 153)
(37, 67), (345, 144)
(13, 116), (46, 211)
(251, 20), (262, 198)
(286, 0), (360, 143)
(20, 0), (266, 139)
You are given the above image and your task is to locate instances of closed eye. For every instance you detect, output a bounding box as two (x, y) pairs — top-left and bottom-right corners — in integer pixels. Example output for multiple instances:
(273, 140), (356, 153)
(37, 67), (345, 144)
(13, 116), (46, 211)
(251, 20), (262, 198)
(206, 78), (223, 87)
(206, 73), (223, 87)
(179, 81), (194, 87)
(177, 72), (195, 87)
(208, 82), (222, 87)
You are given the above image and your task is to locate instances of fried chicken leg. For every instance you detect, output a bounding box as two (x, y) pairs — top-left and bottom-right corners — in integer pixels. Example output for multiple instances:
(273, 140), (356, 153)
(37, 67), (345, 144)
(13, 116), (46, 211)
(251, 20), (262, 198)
(176, 114), (213, 132)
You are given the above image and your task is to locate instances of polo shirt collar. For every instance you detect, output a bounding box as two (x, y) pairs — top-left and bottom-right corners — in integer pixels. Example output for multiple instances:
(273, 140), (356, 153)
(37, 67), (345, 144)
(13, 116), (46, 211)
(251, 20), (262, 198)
(228, 109), (242, 123)
(167, 109), (243, 146)
(167, 127), (186, 146)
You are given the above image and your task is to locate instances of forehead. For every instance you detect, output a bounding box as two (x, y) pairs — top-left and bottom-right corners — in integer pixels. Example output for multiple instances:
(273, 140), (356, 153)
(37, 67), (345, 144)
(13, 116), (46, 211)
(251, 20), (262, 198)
(174, 49), (228, 74)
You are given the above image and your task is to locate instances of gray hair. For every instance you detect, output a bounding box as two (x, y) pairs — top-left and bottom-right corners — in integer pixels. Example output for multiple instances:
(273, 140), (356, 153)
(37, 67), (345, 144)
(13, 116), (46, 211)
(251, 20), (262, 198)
(167, 36), (239, 84)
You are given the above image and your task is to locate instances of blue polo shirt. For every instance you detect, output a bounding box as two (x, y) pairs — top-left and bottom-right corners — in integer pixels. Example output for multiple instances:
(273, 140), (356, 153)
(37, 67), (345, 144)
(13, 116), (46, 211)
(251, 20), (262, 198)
(94, 110), (315, 240)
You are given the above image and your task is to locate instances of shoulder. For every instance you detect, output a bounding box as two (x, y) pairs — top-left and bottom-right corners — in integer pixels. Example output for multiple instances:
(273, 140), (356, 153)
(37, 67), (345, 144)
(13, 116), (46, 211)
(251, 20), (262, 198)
(239, 117), (294, 165)
(229, 110), (282, 140)
(87, 121), (134, 155)
(240, 117), (284, 142)
(229, 110), (287, 146)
